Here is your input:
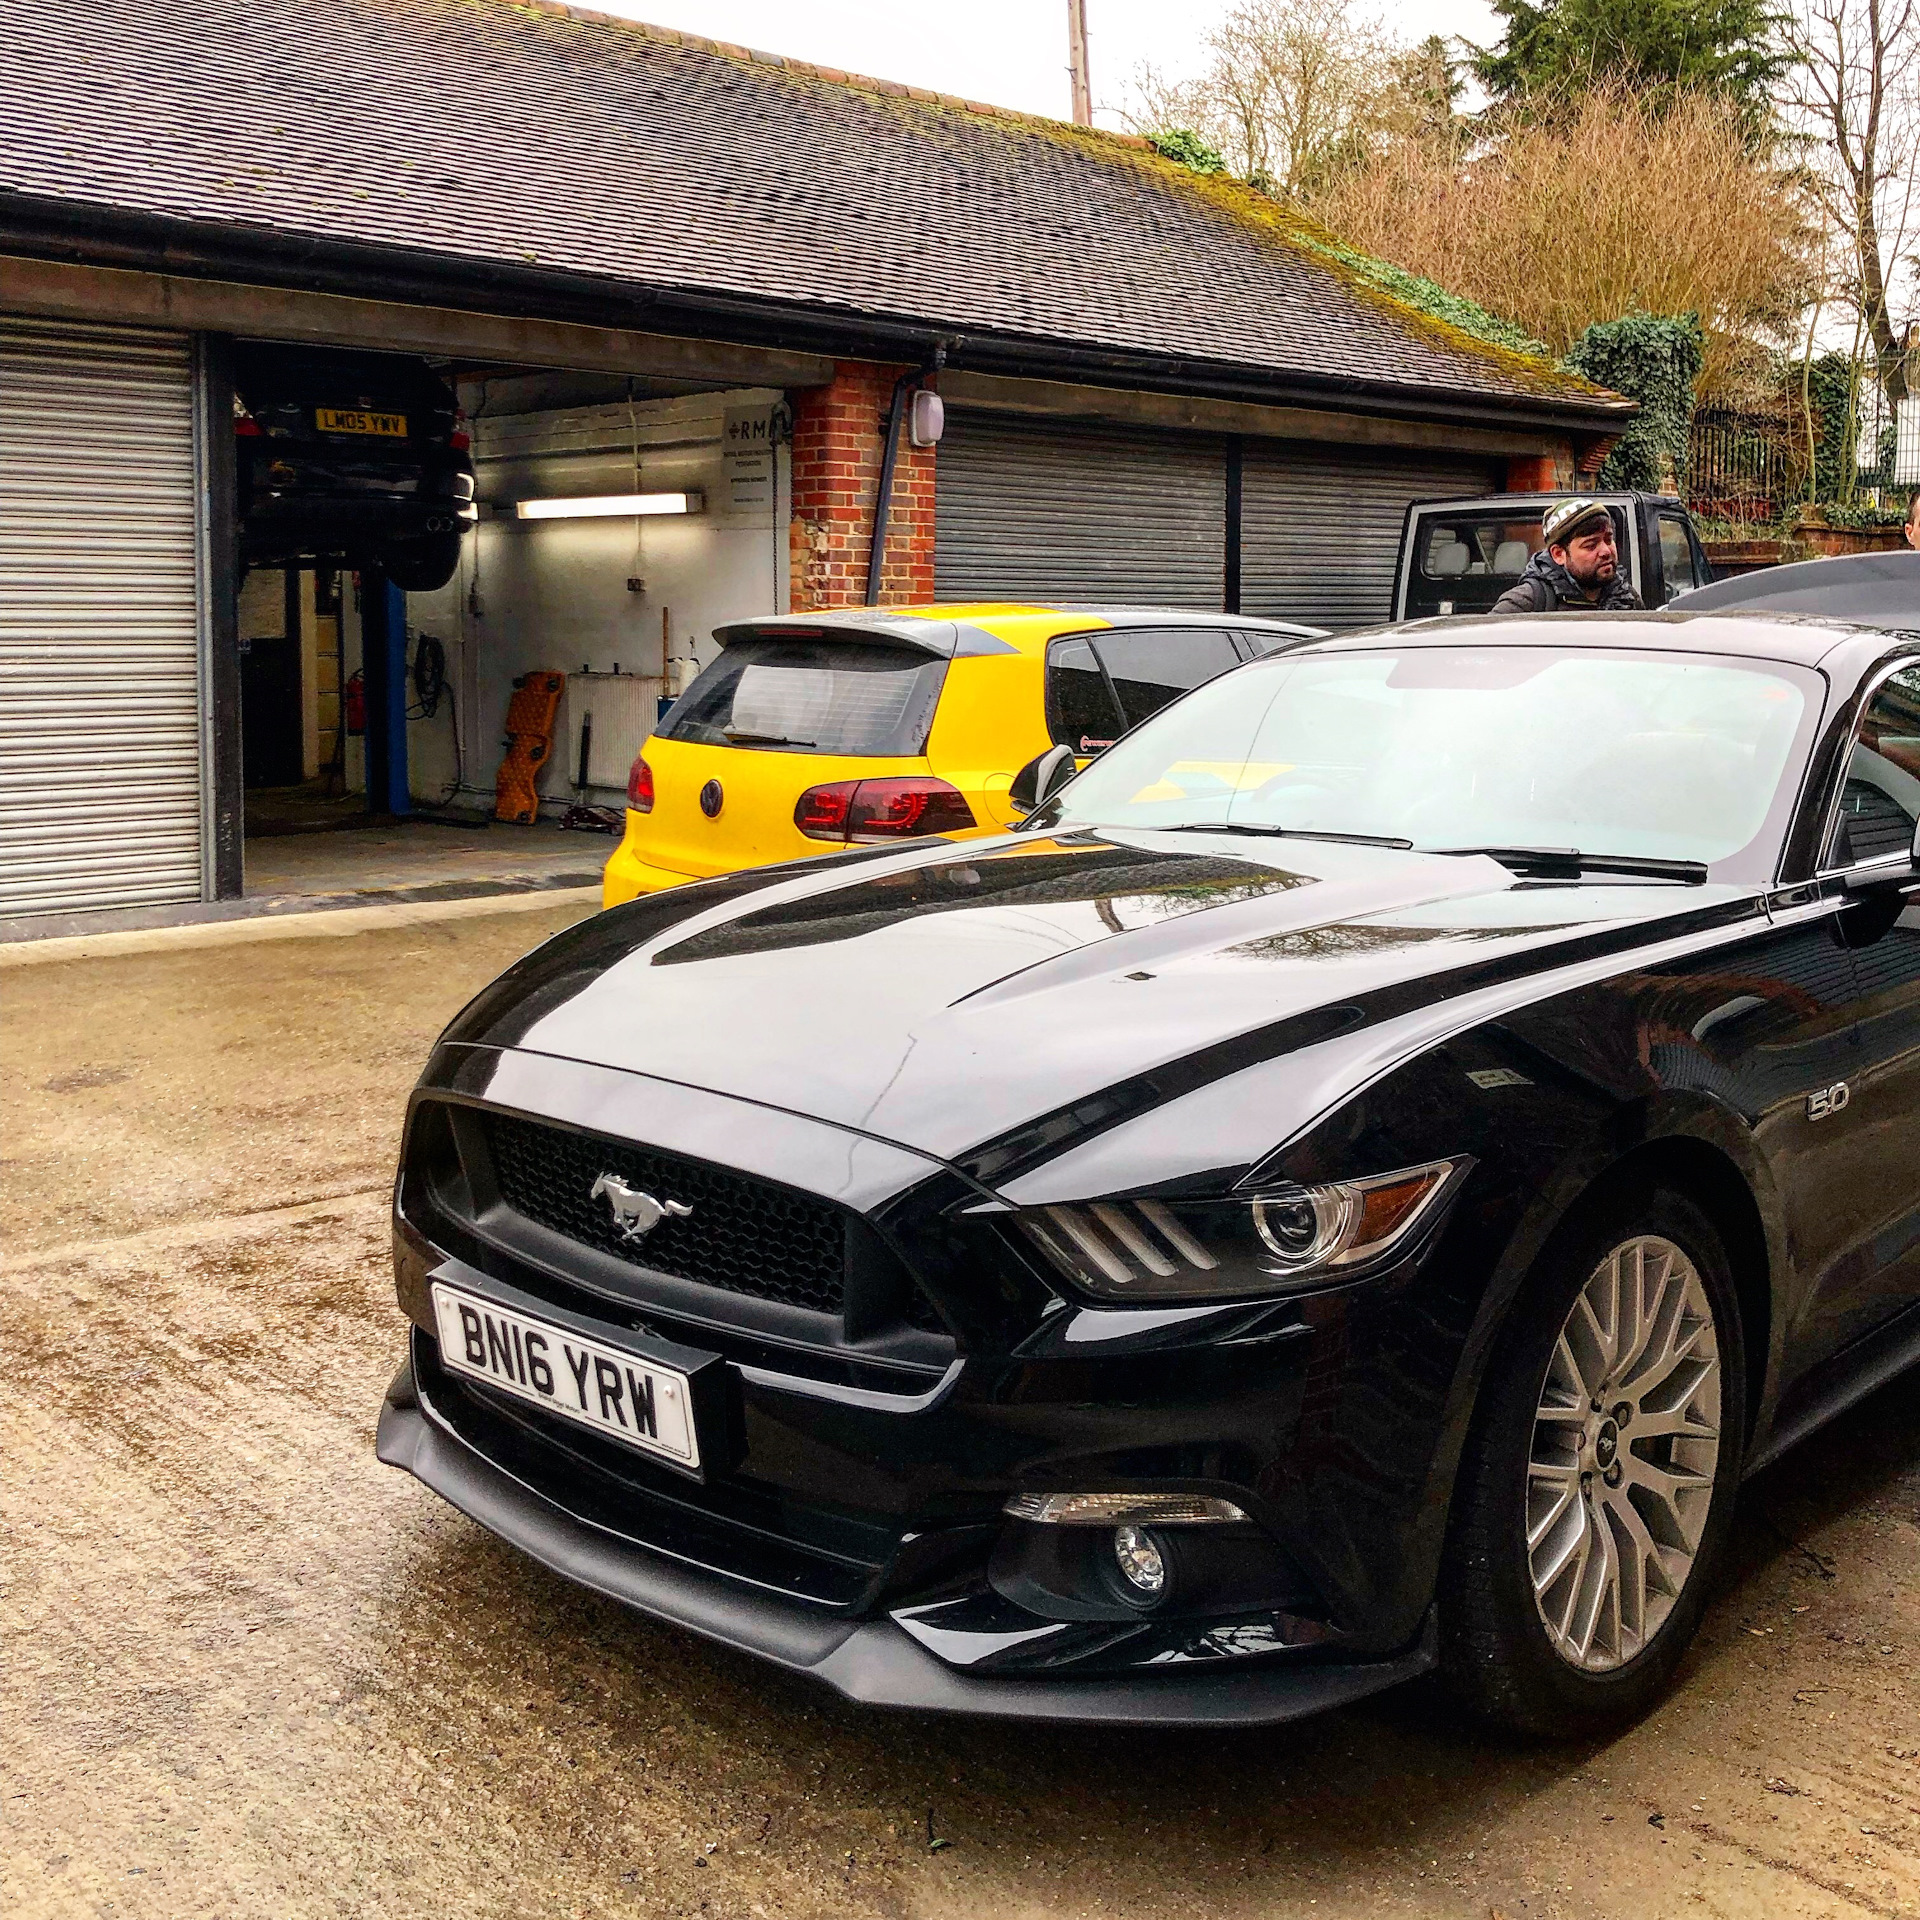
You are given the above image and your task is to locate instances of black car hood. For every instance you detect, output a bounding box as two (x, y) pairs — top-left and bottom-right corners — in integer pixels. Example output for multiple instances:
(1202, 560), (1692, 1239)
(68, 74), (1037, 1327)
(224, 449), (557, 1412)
(446, 833), (1753, 1176)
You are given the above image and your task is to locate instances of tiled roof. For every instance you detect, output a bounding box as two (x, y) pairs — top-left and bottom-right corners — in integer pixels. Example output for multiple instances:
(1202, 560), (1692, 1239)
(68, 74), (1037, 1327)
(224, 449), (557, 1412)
(0, 0), (1625, 420)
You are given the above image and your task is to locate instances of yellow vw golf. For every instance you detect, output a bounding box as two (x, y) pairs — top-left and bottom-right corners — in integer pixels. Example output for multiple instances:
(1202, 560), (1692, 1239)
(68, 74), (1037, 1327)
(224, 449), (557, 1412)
(602, 603), (1318, 905)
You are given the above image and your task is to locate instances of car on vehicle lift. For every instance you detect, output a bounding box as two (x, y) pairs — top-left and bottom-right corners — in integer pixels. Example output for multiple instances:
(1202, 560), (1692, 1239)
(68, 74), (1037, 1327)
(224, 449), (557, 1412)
(233, 342), (478, 592)
(603, 604), (1321, 906)
(380, 597), (1920, 1736)
(1396, 490), (1715, 619)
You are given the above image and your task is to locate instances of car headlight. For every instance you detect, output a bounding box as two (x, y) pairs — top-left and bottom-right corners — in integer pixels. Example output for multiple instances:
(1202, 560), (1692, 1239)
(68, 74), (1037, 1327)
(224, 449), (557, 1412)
(1009, 1158), (1470, 1302)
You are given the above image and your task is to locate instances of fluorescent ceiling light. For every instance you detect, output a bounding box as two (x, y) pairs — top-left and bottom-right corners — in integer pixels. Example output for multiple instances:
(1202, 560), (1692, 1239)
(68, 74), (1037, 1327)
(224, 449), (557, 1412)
(515, 491), (704, 520)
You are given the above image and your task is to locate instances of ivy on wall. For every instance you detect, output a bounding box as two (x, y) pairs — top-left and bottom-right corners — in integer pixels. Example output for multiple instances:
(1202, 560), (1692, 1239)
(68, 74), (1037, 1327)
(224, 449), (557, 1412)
(1562, 313), (1704, 491)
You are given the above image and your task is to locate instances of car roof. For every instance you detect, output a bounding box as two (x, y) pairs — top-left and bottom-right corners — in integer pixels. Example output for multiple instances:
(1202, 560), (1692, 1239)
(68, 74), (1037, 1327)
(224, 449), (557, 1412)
(1041, 603), (1320, 633)
(1405, 492), (1680, 512)
(712, 604), (1322, 660)
(1673, 550), (1920, 629)
(1300, 607), (1916, 675)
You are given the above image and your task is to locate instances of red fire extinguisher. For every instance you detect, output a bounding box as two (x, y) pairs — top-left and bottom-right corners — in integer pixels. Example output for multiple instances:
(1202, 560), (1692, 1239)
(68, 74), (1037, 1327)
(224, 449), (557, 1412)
(344, 668), (367, 737)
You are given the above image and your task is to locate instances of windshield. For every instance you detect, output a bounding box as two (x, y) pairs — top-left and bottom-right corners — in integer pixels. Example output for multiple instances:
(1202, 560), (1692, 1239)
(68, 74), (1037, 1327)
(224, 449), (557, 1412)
(656, 639), (947, 755)
(1031, 645), (1818, 876)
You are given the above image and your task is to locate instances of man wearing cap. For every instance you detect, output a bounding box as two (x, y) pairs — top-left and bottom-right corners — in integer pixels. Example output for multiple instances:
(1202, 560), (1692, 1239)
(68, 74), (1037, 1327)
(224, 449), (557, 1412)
(1492, 498), (1643, 613)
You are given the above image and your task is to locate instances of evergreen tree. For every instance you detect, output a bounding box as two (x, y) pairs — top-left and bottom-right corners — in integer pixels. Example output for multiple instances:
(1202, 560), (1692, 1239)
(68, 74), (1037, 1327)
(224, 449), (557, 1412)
(1472, 0), (1790, 126)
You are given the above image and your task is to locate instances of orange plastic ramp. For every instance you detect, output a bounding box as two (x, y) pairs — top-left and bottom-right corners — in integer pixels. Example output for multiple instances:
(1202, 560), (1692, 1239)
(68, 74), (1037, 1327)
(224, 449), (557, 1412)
(494, 670), (567, 824)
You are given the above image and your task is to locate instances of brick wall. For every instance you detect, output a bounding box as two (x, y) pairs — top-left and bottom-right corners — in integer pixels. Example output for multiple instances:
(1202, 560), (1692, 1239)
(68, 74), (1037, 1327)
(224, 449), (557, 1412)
(1505, 446), (1579, 492)
(788, 360), (936, 611)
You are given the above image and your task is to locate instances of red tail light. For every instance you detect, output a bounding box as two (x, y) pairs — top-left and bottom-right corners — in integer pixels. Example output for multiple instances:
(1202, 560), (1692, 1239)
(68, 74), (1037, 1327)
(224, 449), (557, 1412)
(627, 755), (655, 813)
(794, 777), (974, 843)
(233, 415), (262, 437)
(449, 430), (471, 451)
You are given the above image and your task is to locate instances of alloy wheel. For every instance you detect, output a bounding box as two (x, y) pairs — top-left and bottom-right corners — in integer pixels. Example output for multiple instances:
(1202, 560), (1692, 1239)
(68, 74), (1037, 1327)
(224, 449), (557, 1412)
(1526, 1234), (1722, 1673)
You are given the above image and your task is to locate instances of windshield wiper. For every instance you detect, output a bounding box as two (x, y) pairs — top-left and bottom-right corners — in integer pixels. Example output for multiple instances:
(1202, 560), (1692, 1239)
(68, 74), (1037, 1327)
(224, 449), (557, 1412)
(1430, 846), (1710, 884)
(723, 729), (816, 747)
(1159, 823), (1415, 849)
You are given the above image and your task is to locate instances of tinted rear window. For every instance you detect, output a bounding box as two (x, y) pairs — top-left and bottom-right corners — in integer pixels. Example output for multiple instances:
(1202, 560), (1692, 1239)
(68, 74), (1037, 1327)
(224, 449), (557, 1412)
(656, 639), (948, 756)
(1094, 627), (1242, 728)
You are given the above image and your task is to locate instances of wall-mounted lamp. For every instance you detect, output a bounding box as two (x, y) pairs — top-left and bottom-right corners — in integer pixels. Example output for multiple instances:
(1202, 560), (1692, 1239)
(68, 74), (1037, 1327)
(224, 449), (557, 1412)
(908, 389), (945, 449)
(515, 490), (705, 520)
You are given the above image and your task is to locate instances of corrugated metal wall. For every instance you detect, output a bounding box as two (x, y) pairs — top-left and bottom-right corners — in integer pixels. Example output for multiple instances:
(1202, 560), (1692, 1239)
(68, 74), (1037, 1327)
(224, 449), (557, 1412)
(1240, 443), (1500, 629)
(935, 413), (1227, 607)
(935, 410), (1498, 628)
(0, 317), (205, 916)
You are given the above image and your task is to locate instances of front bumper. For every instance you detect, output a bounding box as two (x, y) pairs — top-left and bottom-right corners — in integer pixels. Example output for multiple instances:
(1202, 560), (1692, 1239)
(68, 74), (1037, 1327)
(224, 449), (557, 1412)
(378, 1353), (1436, 1725)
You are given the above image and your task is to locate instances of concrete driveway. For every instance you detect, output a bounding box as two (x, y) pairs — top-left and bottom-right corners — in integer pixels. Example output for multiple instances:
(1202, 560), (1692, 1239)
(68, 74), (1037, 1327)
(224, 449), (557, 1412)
(3, 898), (1918, 1920)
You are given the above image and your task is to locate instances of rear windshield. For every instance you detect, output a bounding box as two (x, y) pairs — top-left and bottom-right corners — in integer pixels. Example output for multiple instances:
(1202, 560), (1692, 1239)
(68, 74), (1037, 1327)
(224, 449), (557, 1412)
(655, 638), (948, 756)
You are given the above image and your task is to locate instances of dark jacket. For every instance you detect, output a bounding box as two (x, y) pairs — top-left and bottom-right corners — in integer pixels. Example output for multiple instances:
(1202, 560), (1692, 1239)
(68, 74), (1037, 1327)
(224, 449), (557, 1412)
(1491, 547), (1643, 614)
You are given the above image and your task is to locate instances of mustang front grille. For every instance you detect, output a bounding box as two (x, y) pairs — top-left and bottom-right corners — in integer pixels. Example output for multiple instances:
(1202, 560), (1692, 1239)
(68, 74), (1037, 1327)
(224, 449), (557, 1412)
(482, 1112), (847, 1316)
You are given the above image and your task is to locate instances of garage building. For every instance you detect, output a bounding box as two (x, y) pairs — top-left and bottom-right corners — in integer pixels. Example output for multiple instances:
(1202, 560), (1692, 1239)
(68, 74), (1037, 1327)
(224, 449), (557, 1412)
(0, 0), (1631, 929)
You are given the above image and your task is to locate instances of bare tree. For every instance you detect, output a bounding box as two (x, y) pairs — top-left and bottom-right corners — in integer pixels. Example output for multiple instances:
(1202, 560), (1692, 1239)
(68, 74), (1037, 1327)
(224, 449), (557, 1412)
(1126, 0), (1393, 194)
(1784, 0), (1920, 403)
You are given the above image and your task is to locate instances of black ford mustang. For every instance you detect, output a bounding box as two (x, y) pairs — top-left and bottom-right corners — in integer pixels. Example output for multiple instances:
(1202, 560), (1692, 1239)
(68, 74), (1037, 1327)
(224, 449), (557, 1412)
(379, 606), (1920, 1736)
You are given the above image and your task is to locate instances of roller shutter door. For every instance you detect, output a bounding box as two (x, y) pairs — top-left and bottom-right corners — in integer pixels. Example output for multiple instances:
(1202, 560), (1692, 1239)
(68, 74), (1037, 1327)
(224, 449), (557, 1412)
(0, 317), (205, 916)
(1241, 444), (1499, 630)
(936, 413), (1226, 607)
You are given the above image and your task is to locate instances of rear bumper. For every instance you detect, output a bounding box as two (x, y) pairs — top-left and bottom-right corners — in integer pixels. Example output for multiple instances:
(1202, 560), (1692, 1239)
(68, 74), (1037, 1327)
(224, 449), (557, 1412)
(377, 1355), (1436, 1725)
(601, 832), (705, 906)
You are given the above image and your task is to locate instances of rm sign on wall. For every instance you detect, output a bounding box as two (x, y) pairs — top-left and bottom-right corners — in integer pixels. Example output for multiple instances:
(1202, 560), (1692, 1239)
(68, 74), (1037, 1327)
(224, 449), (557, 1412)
(723, 409), (776, 515)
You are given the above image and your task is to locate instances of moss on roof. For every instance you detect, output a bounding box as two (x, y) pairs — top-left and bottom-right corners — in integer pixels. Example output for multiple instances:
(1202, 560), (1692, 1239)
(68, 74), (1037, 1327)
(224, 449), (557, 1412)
(494, 0), (1609, 408)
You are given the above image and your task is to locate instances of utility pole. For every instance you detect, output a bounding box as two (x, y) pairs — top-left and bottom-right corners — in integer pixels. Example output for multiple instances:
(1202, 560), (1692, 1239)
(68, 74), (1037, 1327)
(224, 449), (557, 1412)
(1067, 0), (1092, 126)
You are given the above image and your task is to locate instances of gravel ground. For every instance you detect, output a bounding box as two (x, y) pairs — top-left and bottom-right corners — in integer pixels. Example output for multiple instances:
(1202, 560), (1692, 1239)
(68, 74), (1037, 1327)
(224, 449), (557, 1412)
(4, 899), (1919, 1920)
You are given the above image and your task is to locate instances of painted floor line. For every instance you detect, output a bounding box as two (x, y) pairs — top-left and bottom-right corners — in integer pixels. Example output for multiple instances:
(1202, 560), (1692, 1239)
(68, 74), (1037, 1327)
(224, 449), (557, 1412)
(2, 1187), (391, 1274)
(0, 885), (602, 969)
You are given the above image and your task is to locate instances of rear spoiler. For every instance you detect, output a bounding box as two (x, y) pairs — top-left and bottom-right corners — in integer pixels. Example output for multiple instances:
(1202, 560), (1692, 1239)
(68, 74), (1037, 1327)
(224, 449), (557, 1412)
(712, 612), (1016, 659)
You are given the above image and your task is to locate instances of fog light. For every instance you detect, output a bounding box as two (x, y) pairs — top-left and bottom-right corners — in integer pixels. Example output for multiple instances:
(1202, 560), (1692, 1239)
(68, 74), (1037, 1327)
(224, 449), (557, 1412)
(1113, 1524), (1167, 1598)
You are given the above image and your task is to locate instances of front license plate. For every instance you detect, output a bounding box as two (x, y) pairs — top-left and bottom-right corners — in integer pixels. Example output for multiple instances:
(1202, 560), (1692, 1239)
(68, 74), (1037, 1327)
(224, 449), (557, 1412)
(431, 1281), (699, 1468)
(316, 406), (407, 436)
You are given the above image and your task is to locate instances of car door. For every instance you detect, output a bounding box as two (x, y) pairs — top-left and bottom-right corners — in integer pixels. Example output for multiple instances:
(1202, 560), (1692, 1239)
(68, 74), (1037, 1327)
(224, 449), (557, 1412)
(1653, 510), (1706, 604)
(1793, 659), (1920, 1366)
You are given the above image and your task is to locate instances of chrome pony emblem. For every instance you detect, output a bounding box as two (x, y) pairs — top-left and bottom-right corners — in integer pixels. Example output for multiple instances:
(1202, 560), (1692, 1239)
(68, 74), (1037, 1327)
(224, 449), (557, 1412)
(591, 1173), (693, 1242)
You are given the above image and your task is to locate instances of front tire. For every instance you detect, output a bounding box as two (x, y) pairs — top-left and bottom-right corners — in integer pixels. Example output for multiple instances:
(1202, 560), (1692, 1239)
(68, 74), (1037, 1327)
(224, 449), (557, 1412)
(1438, 1186), (1745, 1737)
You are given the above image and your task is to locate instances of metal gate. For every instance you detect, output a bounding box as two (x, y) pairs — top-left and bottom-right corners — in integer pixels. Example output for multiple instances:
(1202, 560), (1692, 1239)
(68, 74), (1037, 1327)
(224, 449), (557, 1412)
(0, 317), (206, 917)
(935, 412), (1227, 607)
(1240, 443), (1500, 629)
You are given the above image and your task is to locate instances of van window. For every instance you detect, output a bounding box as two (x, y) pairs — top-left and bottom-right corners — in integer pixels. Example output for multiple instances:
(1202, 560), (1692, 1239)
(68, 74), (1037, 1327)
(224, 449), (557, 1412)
(1658, 515), (1700, 602)
(657, 639), (947, 756)
(1402, 506), (1630, 619)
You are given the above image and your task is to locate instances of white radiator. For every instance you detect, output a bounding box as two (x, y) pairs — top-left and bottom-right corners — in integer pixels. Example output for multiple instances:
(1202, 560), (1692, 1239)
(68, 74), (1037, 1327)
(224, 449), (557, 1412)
(557, 672), (664, 798)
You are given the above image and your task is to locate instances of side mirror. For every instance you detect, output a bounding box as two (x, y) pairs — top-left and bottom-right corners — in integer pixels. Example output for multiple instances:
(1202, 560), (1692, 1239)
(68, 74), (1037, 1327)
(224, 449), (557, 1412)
(1010, 744), (1079, 815)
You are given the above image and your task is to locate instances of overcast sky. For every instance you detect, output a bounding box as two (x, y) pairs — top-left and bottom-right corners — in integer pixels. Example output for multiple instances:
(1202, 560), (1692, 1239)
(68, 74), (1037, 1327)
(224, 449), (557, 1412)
(591, 0), (1502, 124)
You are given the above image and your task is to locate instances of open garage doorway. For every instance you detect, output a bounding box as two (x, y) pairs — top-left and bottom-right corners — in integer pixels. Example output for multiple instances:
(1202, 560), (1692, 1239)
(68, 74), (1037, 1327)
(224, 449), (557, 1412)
(231, 348), (790, 911)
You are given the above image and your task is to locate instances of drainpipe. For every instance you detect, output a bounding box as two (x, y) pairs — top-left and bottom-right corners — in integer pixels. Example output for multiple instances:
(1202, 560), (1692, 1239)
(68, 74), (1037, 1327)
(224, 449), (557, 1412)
(865, 346), (945, 607)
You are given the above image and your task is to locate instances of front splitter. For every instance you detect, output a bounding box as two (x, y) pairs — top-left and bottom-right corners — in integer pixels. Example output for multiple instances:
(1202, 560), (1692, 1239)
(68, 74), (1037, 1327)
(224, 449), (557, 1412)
(376, 1359), (1436, 1727)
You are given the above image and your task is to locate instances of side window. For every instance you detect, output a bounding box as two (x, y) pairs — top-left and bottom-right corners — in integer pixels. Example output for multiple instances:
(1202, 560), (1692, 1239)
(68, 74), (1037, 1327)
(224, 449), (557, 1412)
(1233, 629), (1293, 660)
(1657, 516), (1698, 602)
(1089, 628), (1243, 730)
(1046, 636), (1123, 753)
(1828, 665), (1920, 867)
